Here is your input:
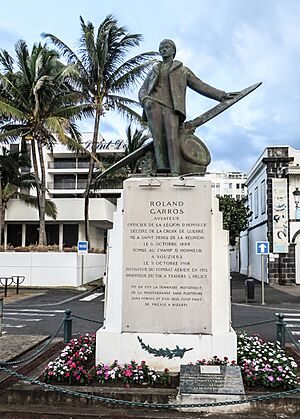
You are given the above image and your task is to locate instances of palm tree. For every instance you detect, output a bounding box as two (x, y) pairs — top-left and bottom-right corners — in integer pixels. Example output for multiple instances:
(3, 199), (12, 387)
(0, 147), (57, 245)
(0, 40), (91, 244)
(43, 14), (157, 243)
(124, 125), (151, 174)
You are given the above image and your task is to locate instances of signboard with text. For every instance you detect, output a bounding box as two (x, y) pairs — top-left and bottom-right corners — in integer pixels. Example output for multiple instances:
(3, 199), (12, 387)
(122, 178), (212, 334)
(272, 178), (288, 253)
(77, 241), (88, 254)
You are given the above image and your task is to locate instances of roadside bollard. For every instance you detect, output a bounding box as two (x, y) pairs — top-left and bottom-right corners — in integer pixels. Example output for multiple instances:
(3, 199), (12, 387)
(245, 279), (255, 303)
(276, 313), (286, 348)
(64, 309), (73, 343)
(0, 297), (3, 337)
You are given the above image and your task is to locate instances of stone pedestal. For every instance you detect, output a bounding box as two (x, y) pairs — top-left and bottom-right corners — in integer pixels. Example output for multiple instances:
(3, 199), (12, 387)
(96, 177), (236, 371)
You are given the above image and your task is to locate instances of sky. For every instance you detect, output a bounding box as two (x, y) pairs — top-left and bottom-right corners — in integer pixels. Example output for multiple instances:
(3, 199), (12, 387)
(1, 0), (300, 173)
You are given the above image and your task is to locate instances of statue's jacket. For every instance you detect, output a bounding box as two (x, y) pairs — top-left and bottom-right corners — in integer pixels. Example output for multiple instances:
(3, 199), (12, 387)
(139, 60), (225, 122)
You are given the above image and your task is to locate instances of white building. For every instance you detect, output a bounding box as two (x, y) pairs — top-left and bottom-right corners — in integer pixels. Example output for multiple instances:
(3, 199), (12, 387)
(240, 145), (300, 284)
(4, 133), (125, 251)
(204, 171), (247, 272)
(204, 171), (247, 200)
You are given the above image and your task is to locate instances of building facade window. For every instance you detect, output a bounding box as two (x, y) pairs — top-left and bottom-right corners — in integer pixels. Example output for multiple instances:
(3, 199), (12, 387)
(261, 179), (266, 214)
(249, 193), (253, 221)
(254, 187), (259, 218)
(7, 224), (22, 247)
(63, 224), (79, 248)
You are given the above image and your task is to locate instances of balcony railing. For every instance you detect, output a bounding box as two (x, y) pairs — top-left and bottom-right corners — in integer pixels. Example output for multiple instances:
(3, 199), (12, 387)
(48, 161), (90, 169)
(47, 178), (125, 190)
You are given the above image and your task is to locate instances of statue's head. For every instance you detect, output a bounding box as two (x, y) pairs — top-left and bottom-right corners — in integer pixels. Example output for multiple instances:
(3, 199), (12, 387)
(159, 39), (176, 59)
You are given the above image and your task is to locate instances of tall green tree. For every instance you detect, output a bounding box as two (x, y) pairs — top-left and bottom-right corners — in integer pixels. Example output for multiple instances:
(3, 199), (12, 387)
(43, 15), (157, 243)
(218, 195), (252, 246)
(0, 148), (57, 245)
(0, 41), (90, 244)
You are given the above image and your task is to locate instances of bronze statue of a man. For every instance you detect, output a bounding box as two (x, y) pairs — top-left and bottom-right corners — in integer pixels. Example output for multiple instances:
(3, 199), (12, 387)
(139, 39), (236, 175)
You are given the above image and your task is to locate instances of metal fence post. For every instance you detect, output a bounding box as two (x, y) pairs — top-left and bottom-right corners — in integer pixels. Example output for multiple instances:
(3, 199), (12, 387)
(0, 297), (3, 337)
(4, 278), (8, 297)
(16, 276), (20, 295)
(276, 313), (285, 348)
(64, 309), (72, 343)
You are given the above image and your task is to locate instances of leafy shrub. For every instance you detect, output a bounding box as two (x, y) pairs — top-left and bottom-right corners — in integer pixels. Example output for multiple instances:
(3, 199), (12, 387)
(237, 333), (298, 389)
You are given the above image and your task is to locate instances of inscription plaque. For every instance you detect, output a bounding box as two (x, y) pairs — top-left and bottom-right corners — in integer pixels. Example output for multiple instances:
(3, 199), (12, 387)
(122, 178), (212, 333)
(180, 365), (245, 395)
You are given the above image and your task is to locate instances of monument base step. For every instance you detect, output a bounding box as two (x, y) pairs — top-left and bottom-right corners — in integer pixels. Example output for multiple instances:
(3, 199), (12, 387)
(176, 393), (250, 414)
(96, 328), (237, 371)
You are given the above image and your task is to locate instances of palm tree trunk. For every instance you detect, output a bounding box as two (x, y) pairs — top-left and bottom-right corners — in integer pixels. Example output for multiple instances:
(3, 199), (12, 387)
(31, 140), (46, 245)
(0, 179), (2, 246)
(84, 108), (101, 243)
(37, 140), (47, 245)
(0, 198), (3, 246)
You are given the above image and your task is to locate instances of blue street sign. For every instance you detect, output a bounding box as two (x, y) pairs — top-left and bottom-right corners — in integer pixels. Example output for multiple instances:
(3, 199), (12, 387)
(78, 241), (88, 253)
(256, 241), (269, 255)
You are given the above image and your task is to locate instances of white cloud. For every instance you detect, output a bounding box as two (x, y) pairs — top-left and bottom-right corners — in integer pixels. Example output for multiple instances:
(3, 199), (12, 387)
(1, 0), (300, 173)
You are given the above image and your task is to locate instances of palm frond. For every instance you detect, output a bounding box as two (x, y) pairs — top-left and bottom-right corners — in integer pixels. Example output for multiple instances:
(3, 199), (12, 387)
(111, 100), (143, 122)
(2, 183), (18, 200)
(0, 49), (14, 72)
(45, 199), (57, 219)
(42, 33), (82, 65)
(109, 56), (158, 91)
(18, 193), (57, 219)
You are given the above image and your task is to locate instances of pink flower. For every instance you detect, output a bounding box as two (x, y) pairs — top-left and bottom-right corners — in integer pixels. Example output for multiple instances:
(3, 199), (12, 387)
(267, 376), (274, 382)
(124, 369), (133, 377)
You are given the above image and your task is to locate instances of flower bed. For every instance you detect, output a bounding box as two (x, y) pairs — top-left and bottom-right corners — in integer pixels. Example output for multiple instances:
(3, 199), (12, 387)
(43, 333), (171, 387)
(43, 332), (299, 390)
(237, 333), (298, 389)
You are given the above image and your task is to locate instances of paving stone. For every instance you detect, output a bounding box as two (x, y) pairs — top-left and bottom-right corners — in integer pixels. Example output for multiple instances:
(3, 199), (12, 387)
(0, 335), (48, 362)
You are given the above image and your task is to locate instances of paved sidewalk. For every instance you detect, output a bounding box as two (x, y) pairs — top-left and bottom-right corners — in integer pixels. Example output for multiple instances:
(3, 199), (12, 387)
(0, 334), (49, 362)
(231, 272), (300, 307)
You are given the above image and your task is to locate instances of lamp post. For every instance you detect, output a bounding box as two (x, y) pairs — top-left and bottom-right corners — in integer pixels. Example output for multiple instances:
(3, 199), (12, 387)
(293, 187), (300, 220)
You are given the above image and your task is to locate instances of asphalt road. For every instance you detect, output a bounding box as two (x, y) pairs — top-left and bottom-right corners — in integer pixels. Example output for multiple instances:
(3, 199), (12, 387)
(2, 279), (300, 344)
(2, 287), (105, 337)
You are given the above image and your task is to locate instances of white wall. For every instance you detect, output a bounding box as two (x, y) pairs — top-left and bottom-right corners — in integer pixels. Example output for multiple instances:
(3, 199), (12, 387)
(89, 225), (105, 250)
(229, 245), (239, 272)
(247, 166), (267, 230)
(240, 231), (248, 275)
(0, 252), (106, 287)
(246, 159), (268, 281)
(248, 223), (268, 281)
(5, 198), (116, 222)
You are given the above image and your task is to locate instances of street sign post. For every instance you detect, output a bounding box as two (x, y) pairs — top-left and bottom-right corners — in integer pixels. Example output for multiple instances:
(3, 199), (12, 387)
(78, 241), (88, 254)
(78, 241), (88, 286)
(256, 241), (269, 305)
(256, 241), (269, 255)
